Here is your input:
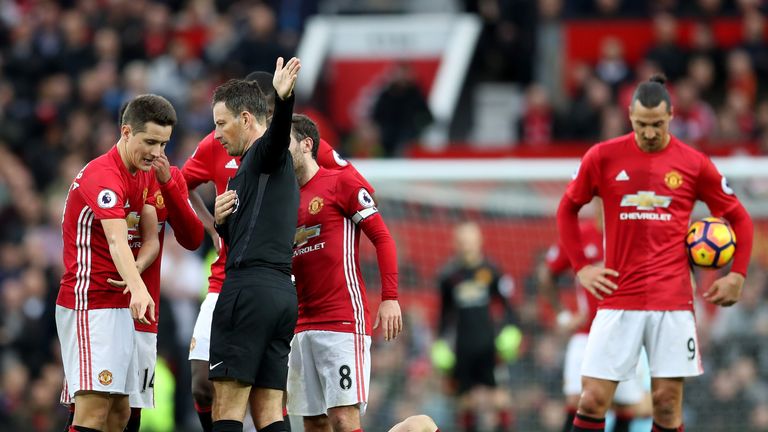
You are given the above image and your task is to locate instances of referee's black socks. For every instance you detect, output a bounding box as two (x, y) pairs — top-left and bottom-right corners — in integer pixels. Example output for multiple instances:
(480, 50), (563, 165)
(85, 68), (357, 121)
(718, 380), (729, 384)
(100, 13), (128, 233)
(212, 420), (243, 432)
(258, 420), (288, 432)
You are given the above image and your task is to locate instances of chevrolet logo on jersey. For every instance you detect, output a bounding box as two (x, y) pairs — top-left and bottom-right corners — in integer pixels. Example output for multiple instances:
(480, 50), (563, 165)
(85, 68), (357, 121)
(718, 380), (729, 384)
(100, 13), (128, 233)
(620, 191), (672, 211)
(294, 224), (321, 248)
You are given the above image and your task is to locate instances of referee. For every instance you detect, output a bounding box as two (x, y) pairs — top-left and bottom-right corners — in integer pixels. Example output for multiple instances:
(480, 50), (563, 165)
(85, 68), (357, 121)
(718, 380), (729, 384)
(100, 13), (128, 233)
(209, 57), (301, 432)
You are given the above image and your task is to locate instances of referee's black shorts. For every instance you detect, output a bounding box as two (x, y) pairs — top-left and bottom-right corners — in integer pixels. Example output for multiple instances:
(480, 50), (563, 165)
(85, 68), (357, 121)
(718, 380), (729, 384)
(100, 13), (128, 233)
(209, 267), (297, 389)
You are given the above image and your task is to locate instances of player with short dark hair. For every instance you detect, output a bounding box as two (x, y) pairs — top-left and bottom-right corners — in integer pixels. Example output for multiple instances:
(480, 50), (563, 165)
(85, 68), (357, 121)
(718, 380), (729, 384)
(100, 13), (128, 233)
(558, 75), (754, 432)
(209, 57), (300, 432)
(286, 114), (402, 432)
(56, 94), (175, 432)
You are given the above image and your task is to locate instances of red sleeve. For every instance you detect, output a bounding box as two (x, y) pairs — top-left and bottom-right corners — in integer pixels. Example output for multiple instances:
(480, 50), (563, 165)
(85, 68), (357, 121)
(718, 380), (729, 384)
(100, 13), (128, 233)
(161, 168), (204, 251)
(338, 171), (397, 299)
(181, 132), (216, 190)
(557, 196), (589, 272)
(695, 156), (753, 276)
(360, 213), (399, 300)
(722, 202), (753, 277)
(80, 166), (127, 220)
(696, 156), (741, 217)
(557, 150), (601, 271)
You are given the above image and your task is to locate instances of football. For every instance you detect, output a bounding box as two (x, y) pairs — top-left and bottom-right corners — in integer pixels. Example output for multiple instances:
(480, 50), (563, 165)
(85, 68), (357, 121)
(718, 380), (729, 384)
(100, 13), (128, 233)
(685, 217), (736, 268)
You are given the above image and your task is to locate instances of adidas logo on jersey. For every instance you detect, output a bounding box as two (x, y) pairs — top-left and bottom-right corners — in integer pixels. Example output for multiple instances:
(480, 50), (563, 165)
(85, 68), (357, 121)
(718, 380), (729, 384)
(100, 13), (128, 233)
(615, 170), (630, 181)
(225, 159), (238, 169)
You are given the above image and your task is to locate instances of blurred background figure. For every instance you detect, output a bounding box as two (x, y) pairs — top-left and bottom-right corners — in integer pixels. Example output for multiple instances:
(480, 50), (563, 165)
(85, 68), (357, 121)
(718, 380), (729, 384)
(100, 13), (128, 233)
(371, 63), (433, 157)
(432, 222), (520, 432)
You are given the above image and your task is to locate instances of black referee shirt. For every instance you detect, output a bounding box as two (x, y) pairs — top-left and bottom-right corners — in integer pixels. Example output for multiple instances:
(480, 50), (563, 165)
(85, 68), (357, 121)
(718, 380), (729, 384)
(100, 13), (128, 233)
(217, 93), (298, 276)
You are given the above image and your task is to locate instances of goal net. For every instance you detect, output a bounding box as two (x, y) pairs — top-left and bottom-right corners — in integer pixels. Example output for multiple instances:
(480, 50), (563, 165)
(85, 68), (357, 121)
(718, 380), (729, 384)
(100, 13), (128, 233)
(352, 157), (768, 432)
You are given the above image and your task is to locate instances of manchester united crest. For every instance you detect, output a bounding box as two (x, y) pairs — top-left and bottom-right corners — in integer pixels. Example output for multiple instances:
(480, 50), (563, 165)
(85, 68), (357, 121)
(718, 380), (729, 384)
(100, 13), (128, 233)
(154, 190), (165, 209)
(142, 188), (148, 202)
(98, 370), (113, 386)
(665, 170), (683, 190)
(308, 197), (324, 215)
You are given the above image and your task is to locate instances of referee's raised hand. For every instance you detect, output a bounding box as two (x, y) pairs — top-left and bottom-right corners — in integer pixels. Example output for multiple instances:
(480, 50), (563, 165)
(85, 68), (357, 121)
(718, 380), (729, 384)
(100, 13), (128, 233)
(273, 56), (301, 101)
(214, 190), (237, 226)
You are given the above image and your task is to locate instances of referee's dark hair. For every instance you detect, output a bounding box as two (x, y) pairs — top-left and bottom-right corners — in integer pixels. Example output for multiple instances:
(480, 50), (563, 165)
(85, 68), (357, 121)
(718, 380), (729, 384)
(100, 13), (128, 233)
(631, 74), (671, 113)
(291, 114), (320, 160)
(122, 94), (177, 132)
(212, 79), (269, 124)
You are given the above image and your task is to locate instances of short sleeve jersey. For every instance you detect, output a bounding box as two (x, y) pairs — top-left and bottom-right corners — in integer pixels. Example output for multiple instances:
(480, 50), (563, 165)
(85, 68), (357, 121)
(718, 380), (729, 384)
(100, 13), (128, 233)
(565, 133), (741, 310)
(292, 167), (379, 335)
(546, 221), (603, 333)
(57, 145), (158, 310)
(181, 132), (240, 294)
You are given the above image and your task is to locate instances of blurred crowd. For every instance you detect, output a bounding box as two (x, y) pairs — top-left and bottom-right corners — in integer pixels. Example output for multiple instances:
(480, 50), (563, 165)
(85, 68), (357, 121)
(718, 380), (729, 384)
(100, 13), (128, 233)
(1, 0), (768, 431)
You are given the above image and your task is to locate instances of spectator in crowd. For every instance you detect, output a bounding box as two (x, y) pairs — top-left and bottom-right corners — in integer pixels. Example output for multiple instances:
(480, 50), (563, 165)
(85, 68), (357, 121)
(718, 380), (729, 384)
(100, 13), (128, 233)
(670, 78), (717, 145)
(371, 63), (433, 157)
(518, 83), (555, 146)
(595, 37), (630, 94)
(644, 13), (687, 81)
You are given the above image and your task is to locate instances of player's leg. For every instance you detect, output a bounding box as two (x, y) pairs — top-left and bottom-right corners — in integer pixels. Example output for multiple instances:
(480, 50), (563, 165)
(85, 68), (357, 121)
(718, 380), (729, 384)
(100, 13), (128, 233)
(287, 331), (329, 431)
(212, 379), (252, 427)
(126, 330), (157, 432)
(612, 350), (649, 432)
(244, 277), (298, 432)
(562, 334), (588, 432)
(649, 378), (684, 431)
(105, 395), (131, 432)
(575, 310), (646, 431)
(58, 307), (138, 431)
(190, 293), (220, 432)
(644, 311), (702, 431)
(388, 415), (439, 432)
(326, 405), (362, 432)
(314, 331), (371, 432)
(303, 415), (332, 432)
(208, 282), (262, 431)
(123, 408), (141, 432)
(453, 349), (479, 432)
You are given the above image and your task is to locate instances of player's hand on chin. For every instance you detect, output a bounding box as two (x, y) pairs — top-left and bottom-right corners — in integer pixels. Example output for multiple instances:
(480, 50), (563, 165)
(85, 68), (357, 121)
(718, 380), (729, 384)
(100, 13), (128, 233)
(576, 264), (619, 301)
(374, 300), (403, 341)
(704, 272), (744, 307)
(152, 154), (171, 184)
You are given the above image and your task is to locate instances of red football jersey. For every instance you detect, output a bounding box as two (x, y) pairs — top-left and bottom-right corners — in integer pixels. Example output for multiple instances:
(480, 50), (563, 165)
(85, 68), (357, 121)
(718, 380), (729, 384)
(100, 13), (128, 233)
(182, 132), (240, 294)
(565, 133), (741, 310)
(58, 146), (158, 310)
(293, 168), (384, 335)
(133, 167), (197, 333)
(546, 222), (603, 334)
(183, 133), (375, 294)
